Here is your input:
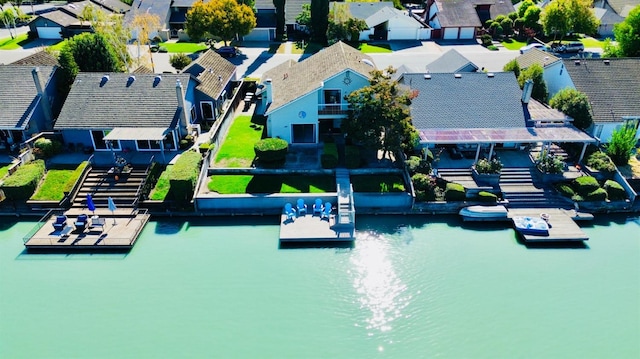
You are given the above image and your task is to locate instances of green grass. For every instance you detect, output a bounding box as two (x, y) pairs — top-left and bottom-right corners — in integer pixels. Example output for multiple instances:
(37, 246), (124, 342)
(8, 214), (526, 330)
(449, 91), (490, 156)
(149, 165), (173, 200)
(48, 39), (67, 51)
(0, 163), (12, 180)
(214, 115), (264, 167)
(0, 33), (30, 50)
(351, 175), (406, 193)
(358, 43), (392, 53)
(291, 41), (323, 55)
(500, 39), (528, 50)
(158, 41), (208, 53)
(208, 175), (335, 194)
(30, 169), (74, 201)
(579, 36), (604, 49)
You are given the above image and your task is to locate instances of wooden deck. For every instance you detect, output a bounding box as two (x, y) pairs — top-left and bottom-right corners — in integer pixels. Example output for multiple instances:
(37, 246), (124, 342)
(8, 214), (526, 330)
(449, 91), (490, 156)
(507, 208), (591, 242)
(24, 211), (150, 251)
(279, 213), (354, 243)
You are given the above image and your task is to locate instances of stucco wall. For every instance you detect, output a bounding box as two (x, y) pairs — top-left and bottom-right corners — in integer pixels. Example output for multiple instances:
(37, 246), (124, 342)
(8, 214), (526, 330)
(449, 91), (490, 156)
(545, 62), (575, 99)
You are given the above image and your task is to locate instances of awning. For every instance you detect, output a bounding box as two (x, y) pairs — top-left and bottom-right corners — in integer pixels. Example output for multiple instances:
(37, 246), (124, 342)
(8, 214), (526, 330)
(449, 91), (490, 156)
(103, 127), (168, 141)
(419, 126), (597, 144)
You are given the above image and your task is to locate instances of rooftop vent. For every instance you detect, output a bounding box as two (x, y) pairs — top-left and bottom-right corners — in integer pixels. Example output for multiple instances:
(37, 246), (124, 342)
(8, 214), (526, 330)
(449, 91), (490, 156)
(487, 72), (494, 78)
(454, 73), (462, 79)
(574, 60), (581, 66)
(283, 73), (288, 80)
(218, 75), (222, 82)
(208, 68), (214, 73)
(153, 75), (162, 87)
(604, 59), (610, 65)
(100, 74), (109, 87)
(362, 58), (374, 67)
(424, 74), (431, 79)
(126, 75), (136, 87)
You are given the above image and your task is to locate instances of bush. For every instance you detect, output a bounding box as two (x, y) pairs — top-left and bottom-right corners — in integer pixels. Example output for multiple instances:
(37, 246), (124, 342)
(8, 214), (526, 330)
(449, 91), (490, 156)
(606, 120), (638, 165)
(474, 158), (502, 174)
(254, 138), (288, 163)
(169, 53), (192, 70)
(573, 176), (599, 195)
(604, 179), (626, 200)
(487, 45), (499, 51)
(405, 156), (431, 175)
(33, 138), (62, 159)
(423, 148), (434, 163)
(477, 191), (498, 202)
(480, 34), (493, 46)
(345, 146), (361, 169)
(62, 161), (89, 194)
(586, 151), (616, 173)
(168, 151), (202, 201)
(158, 46), (168, 53)
(537, 151), (565, 174)
(585, 187), (607, 201)
(0, 160), (46, 200)
(321, 154), (338, 169)
(199, 142), (214, 154)
(411, 173), (431, 191)
(444, 182), (466, 201)
(555, 183), (575, 198)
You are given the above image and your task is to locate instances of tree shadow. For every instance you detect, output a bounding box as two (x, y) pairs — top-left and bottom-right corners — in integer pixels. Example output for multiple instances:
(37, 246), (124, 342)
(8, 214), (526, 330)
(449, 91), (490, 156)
(241, 49), (275, 78)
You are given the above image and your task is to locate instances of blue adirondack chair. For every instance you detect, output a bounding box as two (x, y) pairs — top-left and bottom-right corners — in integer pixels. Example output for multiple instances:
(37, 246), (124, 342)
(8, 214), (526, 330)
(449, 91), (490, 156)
(284, 203), (296, 221)
(312, 199), (324, 216)
(296, 199), (307, 217)
(321, 202), (332, 220)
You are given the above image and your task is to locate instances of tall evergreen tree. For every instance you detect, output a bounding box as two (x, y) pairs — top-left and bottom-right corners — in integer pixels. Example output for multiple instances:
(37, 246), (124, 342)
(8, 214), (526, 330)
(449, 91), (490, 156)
(273, 0), (286, 41)
(310, 0), (329, 44)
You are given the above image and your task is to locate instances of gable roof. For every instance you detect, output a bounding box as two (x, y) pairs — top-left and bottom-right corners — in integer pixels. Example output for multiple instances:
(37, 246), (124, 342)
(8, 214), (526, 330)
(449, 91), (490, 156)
(401, 72), (525, 129)
(55, 72), (193, 129)
(182, 49), (237, 99)
(10, 51), (59, 66)
(0, 65), (55, 129)
(593, 7), (625, 24)
(90, 0), (130, 13)
(526, 98), (570, 122)
(515, 48), (561, 69)
(262, 41), (376, 113)
(125, 0), (171, 25)
(433, 0), (514, 27)
(60, 0), (113, 18)
(39, 10), (80, 27)
(425, 49), (478, 73)
(365, 6), (417, 28)
(255, 0), (311, 23)
(563, 58), (640, 123)
(605, 0), (640, 16)
(340, 2), (394, 19)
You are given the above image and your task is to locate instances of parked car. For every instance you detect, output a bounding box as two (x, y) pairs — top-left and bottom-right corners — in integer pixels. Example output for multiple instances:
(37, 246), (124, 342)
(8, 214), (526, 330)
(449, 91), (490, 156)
(519, 43), (549, 54)
(216, 46), (240, 58)
(557, 42), (584, 53)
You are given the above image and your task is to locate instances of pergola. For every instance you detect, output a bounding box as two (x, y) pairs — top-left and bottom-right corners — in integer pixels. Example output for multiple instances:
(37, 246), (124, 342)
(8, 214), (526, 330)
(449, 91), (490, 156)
(103, 127), (170, 163)
(419, 126), (597, 163)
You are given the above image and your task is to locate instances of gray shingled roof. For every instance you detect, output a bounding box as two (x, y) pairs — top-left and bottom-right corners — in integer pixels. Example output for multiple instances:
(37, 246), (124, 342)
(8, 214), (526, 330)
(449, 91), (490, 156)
(182, 49), (237, 99)
(527, 98), (570, 121)
(401, 72), (525, 129)
(39, 10), (80, 27)
(262, 41), (376, 114)
(339, 1), (394, 20)
(425, 49), (478, 73)
(515, 48), (561, 69)
(10, 51), (59, 66)
(0, 65), (55, 129)
(563, 58), (640, 123)
(434, 0), (514, 28)
(90, 0), (131, 13)
(60, 1), (113, 18)
(605, 0), (640, 16)
(125, 0), (171, 25)
(55, 72), (193, 129)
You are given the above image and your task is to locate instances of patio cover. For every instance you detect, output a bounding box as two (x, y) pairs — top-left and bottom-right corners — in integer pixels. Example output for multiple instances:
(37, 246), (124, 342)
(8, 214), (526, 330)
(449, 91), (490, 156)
(419, 126), (597, 144)
(103, 127), (168, 141)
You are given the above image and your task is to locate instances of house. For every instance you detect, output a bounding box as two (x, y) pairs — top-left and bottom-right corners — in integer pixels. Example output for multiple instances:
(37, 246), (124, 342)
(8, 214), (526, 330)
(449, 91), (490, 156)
(425, 49), (479, 73)
(514, 48), (563, 97)
(54, 73), (217, 153)
(181, 49), (239, 122)
(544, 58), (640, 143)
(331, 2), (431, 41)
(256, 41), (376, 144)
(0, 64), (59, 151)
(29, 0), (130, 40)
(422, 0), (515, 39)
(125, 0), (172, 40)
(593, 7), (625, 37)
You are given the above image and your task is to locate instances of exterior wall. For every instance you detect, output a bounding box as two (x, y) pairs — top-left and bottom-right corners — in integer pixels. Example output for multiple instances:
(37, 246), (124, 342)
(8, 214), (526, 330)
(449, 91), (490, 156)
(428, 4), (438, 24)
(29, 17), (62, 32)
(244, 28), (274, 41)
(267, 92), (318, 142)
(459, 27), (475, 39)
(443, 27), (459, 39)
(387, 17), (421, 40)
(545, 62), (575, 98)
(418, 27), (432, 40)
(61, 129), (95, 148)
(359, 28), (375, 41)
(594, 121), (627, 143)
(429, 16), (440, 30)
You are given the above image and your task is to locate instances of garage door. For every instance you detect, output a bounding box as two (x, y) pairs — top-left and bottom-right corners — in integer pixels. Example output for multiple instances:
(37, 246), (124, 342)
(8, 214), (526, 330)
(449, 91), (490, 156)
(243, 28), (272, 41)
(443, 28), (459, 40)
(37, 27), (62, 40)
(388, 27), (417, 40)
(459, 27), (475, 39)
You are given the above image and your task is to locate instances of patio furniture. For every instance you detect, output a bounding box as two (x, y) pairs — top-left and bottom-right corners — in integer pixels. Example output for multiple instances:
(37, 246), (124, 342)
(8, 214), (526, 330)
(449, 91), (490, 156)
(91, 216), (106, 232)
(296, 199), (307, 217)
(284, 203), (296, 221)
(312, 199), (324, 216)
(74, 214), (88, 231)
(53, 215), (67, 231)
(321, 202), (332, 220)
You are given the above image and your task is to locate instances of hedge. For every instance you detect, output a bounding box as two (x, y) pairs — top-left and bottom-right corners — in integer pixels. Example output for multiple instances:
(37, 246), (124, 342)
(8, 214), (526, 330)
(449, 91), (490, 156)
(444, 182), (466, 201)
(62, 161), (89, 194)
(0, 160), (46, 200)
(573, 176), (599, 195)
(477, 191), (498, 203)
(585, 187), (607, 201)
(254, 138), (288, 163)
(345, 146), (361, 169)
(604, 179), (626, 200)
(586, 151), (616, 173)
(321, 154), (338, 169)
(168, 151), (202, 201)
(555, 183), (575, 198)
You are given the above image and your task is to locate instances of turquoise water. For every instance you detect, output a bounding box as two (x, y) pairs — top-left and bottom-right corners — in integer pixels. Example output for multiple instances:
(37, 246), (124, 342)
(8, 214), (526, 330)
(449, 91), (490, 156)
(1, 215), (639, 358)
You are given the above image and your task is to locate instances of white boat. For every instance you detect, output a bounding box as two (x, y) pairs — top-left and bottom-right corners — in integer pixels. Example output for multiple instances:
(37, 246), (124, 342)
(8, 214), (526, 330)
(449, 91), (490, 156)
(459, 205), (509, 221)
(512, 216), (550, 236)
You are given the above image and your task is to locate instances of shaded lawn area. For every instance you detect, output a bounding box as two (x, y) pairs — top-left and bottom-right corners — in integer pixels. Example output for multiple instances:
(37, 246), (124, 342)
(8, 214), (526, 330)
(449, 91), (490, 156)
(0, 34), (30, 50)
(579, 36), (604, 48)
(500, 38), (528, 50)
(208, 175), (336, 194)
(358, 43), (392, 53)
(30, 168), (74, 201)
(0, 163), (12, 179)
(291, 41), (323, 55)
(48, 39), (67, 51)
(351, 175), (406, 193)
(214, 115), (264, 167)
(149, 165), (173, 200)
(159, 41), (208, 53)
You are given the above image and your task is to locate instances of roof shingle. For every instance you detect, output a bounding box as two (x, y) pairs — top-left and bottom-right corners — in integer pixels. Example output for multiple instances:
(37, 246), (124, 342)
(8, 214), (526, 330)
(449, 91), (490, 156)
(182, 49), (237, 99)
(0, 65), (55, 129)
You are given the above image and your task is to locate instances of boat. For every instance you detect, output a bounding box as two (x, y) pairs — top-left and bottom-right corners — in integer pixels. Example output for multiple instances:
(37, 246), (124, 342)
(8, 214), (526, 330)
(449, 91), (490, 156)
(459, 205), (509, 221)
(512, 216), (550, 236)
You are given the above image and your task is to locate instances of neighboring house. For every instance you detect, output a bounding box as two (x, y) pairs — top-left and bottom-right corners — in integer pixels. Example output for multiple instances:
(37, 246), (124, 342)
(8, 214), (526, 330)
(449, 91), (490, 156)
(594, 0), (640, 18)
(125, 0), (172, 40)
(545, 58), (640, 143)
(593, 7), (625, 37)
(54, 73), (212, 153)
(331, 2), (431, 41)
(253, 0), (311, 38)
(29, 0), (130, 40)
(181, 49), (239, 122)
(422, 0), (515, 39)
(0, 64), (59, 151)
(256, 41), (376, 144)
(425, 48), (479, 73)
(514, 48), (563, 98)
(9, 51), (60, 67)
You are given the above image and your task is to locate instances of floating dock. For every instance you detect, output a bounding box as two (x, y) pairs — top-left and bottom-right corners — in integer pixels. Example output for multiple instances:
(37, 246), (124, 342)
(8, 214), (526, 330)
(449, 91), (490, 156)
(507, 208), (592, 242)
(279, 213), (354, 243)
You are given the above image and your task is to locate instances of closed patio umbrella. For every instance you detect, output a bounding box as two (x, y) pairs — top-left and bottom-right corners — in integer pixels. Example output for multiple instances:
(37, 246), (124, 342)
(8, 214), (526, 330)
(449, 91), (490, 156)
(108, 197), (117, 224)
(86, 194), (96, 215)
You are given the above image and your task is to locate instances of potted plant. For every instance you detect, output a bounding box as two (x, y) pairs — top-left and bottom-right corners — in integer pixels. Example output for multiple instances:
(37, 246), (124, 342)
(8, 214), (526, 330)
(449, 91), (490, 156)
(472, 158), (502, 186)
(536, 151), (566, 183)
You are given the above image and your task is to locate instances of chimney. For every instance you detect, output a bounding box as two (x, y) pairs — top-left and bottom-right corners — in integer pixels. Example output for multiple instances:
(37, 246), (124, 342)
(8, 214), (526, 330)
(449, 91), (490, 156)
(175, 79), (190, 135)
(454, 73), (462, 78)
(31, 67), (53, 128)
(521, 79), (533, 104)
(264, 78), (273, 105)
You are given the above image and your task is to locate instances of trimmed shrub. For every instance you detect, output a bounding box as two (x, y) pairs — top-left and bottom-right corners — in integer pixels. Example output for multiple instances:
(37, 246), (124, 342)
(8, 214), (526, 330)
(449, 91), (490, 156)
(321, 154), (338, 169)
(254, 138), (288, 163)
(199, 142), (214, 154)
(585, 187), (607, 201)
(0, 160), (46, 200)
(405, 156), (431, 175)
(555, 183), (575, 198)
(169, 53), (192, 70)
(537, 152), (565, 174)
(586, 151), (616, 173)
(33, 138), (62, 159)
(411, 173), (431, 191)
(487, 45), (499, 51)
(477, 191), (498, 203)
(475, 158), (502, 174)
(604, 179), (626, 200)
(480, 34), (493, 46)
(573, 176), (599, 195)
(168, 151), (202, 201)
(444, 182), (466, 201)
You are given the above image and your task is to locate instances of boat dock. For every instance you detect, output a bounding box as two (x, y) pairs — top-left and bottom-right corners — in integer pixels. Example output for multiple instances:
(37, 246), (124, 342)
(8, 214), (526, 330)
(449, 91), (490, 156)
(507, 208), (592, 242)
(279, 213), (354, 243)
(23, 209), (150, 251)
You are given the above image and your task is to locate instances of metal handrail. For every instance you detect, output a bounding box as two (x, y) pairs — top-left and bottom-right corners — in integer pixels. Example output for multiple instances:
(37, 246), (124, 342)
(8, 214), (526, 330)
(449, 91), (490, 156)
(22, 209), (55, 244)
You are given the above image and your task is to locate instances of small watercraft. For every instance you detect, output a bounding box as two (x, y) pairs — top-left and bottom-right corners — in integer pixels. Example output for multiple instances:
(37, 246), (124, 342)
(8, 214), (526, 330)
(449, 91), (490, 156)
(459, 205), (509, 221)
(512, 216), (550, 236)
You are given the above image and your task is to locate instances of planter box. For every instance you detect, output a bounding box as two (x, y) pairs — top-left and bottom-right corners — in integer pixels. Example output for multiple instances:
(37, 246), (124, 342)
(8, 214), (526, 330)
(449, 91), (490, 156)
(583, 166), (614, 181)
(471, 167), (500, 186)
(576, 199), (632, 213)
(535, 167), (565, 184)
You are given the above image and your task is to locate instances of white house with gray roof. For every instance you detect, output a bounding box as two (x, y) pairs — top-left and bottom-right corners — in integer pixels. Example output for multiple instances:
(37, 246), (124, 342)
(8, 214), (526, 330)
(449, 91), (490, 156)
(256, 41), (376, 144)
(514, 48), (563, 99)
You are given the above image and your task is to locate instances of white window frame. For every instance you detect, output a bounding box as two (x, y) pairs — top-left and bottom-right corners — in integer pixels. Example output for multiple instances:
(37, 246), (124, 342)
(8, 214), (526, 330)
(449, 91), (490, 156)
(200, 101), (215, 120)
(91, 130), (120, 151)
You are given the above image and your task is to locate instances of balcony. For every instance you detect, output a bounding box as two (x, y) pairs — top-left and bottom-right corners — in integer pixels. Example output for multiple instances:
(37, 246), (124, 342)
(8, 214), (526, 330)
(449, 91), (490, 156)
(318, 103), (351, 115)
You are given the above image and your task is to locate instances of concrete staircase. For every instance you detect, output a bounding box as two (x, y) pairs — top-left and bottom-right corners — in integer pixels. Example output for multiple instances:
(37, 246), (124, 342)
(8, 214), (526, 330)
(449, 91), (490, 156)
(436, 168), (478, 189)
(335, 168), (355, 235)
(71, 166), (147, 212)
(499, 167), (571, 209)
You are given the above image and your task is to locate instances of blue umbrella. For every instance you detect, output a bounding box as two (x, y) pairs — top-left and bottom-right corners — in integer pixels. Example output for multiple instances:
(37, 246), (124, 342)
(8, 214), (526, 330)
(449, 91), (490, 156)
(108, 197), (117, 224)
(86, 194), (96, 215)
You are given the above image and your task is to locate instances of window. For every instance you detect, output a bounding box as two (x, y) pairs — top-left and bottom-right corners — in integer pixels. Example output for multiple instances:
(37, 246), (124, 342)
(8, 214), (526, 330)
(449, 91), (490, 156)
(91, 130), (120, 151)
(190, 106), (197, 123)
(201, 101), (214, 120)
(292, 124), (316, 144)
(323, 89), (341, 104)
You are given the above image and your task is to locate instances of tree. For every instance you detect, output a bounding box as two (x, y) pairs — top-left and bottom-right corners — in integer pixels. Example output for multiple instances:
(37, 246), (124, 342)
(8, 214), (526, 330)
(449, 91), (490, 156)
(503, 58), (520, 78)
(549, 88), (593, 130)
(131, 12), (161, 72)
(343, 67), (419, 159)
(311, 0), (329, 44)
(541, 0), (598, 42)
(613, 5), (640, 57)
(185, 0), (256, 45)
(274, 0), (286, 41)
(57, 47), (79, 96)
(170, 53), (192, 70)
(327, 3), (367, 43)
(63, 32), (124, 72)
(517, 63), (547, 103)
(606, 121), (638, 165)
(86, 10), (131, 70)
(1, 8), (16, 39)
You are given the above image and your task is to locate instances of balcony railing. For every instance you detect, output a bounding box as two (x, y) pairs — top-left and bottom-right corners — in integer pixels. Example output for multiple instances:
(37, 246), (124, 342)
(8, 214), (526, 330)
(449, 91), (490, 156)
(318, 103), (351, 115)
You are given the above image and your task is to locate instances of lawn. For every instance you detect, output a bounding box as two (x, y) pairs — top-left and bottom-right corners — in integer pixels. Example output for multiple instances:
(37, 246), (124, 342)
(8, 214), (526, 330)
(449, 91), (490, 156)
(358, 43), (392, 53)
(149, 165), (173, 200)
(579, 36), (605, 49)
(214, 115), (264, 167)
(48, 40), (67, 51)
(30, 169), (74, 201)
(0, 163), (12, 180)
(500, 38), (528, 50)
(351, 175), (406, 192)
(158, 41), (208, 53)
(0, 33), (30, 50)
(208, 174), (336, 194)
(291, 41), (323, 54)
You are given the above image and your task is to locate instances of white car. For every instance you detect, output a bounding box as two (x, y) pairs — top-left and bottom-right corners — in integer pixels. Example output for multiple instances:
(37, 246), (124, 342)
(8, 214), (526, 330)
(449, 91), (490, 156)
(519, 43), (548, 54)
